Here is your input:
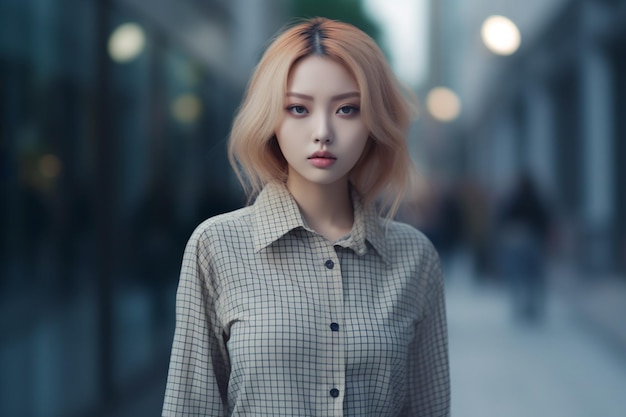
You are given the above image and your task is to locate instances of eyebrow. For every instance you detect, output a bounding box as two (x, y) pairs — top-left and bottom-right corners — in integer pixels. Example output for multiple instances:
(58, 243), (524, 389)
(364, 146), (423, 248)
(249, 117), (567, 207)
(286, 91), (360, 101)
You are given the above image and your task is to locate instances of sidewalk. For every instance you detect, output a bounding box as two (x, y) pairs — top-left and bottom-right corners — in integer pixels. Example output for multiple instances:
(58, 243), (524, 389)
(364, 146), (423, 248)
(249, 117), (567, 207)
(550, 263), (626, 357)
(446, 270), (626, 417)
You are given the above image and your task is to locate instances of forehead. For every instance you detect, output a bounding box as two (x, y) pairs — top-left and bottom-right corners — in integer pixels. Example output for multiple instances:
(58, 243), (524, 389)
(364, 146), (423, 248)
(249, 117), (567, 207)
(287, 55), (359, 94)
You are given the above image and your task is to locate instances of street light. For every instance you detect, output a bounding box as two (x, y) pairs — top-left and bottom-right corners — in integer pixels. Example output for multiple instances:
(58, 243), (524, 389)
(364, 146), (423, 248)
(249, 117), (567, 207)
(426, 87), (461, 122)
(171, 94), (203, 125)
(481, 15), (521, 56)
(108, 23), (146, 63)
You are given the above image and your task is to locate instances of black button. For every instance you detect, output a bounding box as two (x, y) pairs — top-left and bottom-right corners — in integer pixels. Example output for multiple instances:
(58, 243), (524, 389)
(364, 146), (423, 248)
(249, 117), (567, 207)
(330, 322), (339, 331)
(324, 260), (334, 269)
(330, 388), (340, 398)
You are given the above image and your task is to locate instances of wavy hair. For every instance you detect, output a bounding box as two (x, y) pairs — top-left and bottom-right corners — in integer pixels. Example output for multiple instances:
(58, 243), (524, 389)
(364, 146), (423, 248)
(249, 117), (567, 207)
(228, 17), (419, 217)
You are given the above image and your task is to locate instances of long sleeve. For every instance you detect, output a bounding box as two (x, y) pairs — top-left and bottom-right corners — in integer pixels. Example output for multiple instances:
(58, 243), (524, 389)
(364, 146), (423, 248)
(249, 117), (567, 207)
(162, 226), (230, 417)
(407, 250), (450, 416)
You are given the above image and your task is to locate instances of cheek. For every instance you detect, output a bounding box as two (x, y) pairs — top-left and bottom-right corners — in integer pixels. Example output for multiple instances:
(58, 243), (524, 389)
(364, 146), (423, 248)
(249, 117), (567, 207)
(351, 127), (370, 153)
(347, 120), (368, 138)
(274, 123), (290, 151)
(275, 126), (300, 160)
(348, 129), (371, 166)
(275, 118), (299, 142)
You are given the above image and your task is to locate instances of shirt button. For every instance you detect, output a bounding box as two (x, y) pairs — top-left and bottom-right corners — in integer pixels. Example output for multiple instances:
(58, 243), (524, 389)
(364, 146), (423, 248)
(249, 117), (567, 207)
(330, 322), (339, 331)
(330, 388), (340, 398)
(324, 259), (334, 269)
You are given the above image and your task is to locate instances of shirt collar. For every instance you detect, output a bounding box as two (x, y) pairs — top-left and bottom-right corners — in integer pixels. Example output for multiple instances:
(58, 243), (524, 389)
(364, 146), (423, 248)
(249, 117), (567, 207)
(252, 182), (307, 252)
(252, 182), (390, 264)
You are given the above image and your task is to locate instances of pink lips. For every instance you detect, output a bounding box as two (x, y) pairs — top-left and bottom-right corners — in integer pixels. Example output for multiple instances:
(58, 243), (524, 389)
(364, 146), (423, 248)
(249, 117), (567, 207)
(308, 150), (337, 168)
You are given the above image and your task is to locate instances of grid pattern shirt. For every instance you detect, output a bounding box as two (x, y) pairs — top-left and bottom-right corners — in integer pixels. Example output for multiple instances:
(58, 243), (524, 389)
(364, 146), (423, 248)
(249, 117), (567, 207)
(163, 182), (450, 417)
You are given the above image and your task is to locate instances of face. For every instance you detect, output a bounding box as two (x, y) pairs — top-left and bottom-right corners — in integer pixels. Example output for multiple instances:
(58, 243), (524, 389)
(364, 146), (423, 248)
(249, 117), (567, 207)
(275, 55), (369, 190)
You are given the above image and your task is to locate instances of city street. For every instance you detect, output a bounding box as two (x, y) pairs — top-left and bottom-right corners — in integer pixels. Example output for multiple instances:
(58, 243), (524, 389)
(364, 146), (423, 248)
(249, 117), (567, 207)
(446, 269), (626, 417)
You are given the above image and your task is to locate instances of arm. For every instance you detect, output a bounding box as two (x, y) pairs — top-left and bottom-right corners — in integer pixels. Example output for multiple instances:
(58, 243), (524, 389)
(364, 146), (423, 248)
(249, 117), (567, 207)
(162, 227), (230, 417)
(408, 248), (450, 417)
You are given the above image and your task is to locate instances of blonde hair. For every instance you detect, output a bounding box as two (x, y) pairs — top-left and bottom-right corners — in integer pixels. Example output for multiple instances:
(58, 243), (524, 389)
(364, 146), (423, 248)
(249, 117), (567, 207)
(228, 17), (419, 217)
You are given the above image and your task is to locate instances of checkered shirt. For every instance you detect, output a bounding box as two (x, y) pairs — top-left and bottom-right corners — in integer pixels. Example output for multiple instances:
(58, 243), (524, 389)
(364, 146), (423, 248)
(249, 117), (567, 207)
(163, 182), (450, 416)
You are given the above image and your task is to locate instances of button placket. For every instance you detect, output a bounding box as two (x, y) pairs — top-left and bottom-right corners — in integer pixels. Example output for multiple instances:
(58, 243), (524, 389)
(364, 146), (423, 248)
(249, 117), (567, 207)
(325, 250), (345, 411)
(313, 240), (345, 413)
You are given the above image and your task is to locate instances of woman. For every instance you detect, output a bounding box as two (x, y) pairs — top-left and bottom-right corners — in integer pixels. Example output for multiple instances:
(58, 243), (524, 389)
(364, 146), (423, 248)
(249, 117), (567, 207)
(163, 17), (449, 417)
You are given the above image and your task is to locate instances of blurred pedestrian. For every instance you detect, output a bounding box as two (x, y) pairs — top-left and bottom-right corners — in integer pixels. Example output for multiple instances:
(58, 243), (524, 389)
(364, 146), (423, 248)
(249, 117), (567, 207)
(496, 172), (551, 323)
(162, 17), (449, 416)
(458, 178), (490, 282)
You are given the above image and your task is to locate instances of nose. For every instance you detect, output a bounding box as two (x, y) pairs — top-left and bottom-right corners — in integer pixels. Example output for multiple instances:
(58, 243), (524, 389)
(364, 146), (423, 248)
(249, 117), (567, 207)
(313, 113), (333, 144)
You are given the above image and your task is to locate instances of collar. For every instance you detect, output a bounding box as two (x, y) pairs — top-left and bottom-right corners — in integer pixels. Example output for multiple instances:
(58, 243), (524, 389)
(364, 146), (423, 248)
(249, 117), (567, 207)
(252, 182), (390, 264)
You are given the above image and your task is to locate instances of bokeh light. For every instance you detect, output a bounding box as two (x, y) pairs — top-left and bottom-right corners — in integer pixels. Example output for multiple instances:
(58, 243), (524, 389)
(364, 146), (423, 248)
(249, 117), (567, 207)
(38, 154), (62, 179)
(108, 23), (146, 63)
(481, 15), (521, 56)
(426, 87), (461, 122)
(171, 94), (202, 124)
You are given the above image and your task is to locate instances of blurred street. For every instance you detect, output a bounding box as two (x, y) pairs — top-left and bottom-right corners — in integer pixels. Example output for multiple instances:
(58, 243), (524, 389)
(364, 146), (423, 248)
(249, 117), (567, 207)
(445, 255), (626, 417)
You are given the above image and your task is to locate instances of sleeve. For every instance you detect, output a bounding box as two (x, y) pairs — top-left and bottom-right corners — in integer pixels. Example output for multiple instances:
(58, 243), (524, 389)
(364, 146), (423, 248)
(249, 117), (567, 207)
(162, 226), (230, 417)
(407, 245), (450, 416)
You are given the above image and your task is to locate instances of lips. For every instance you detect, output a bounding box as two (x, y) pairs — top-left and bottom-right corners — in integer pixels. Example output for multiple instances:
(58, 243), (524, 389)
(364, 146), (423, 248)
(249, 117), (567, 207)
(308, 150), (337, 168)
(308, 150), (336, 160)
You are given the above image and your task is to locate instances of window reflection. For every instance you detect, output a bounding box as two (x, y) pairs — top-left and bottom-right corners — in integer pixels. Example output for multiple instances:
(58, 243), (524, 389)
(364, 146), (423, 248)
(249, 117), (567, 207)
(0, 1), (242, 416)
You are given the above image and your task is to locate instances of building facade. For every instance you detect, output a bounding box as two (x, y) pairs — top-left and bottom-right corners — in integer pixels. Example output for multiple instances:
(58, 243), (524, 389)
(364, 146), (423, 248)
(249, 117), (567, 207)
(0, 1), (286, 416)
(422, 0), (625, 277)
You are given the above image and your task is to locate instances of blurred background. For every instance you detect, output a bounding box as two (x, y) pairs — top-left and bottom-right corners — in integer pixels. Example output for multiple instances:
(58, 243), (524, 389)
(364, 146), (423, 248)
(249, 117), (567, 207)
(1, 0), (625, 416)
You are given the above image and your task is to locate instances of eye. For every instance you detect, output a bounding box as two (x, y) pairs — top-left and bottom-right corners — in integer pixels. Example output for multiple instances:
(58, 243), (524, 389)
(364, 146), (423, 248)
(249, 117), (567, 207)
(337, 105), (360, 116)
(287, 105), (308, 115)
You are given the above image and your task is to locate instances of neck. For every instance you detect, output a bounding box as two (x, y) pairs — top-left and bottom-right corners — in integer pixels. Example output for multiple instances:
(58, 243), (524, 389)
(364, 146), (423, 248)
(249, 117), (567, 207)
(285, 176), (354, 242)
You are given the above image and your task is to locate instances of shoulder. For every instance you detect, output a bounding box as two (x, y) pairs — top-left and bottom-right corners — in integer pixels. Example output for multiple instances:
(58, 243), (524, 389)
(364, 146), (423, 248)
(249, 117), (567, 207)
(383, 220), (445, 305)
(383, 219), (443, 281)
(186, 206), (254, 250)
(384, 219), (439, 260)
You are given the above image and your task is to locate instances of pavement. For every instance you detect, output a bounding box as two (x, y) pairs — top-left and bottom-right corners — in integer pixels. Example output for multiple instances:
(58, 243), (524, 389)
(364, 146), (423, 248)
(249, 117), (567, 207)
(551, 268), (626, 357)
(445, 264), (626, 417)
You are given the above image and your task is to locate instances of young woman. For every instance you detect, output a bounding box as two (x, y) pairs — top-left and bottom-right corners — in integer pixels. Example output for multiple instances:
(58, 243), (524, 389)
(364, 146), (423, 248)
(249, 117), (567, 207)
(163, 17), (450, 417)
